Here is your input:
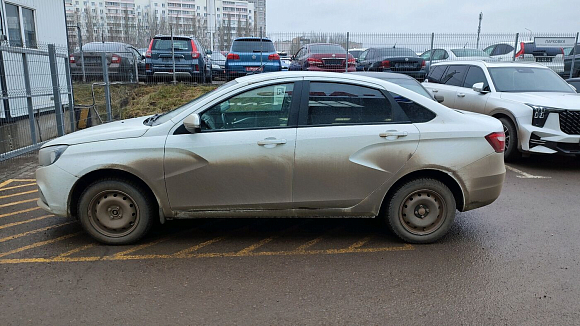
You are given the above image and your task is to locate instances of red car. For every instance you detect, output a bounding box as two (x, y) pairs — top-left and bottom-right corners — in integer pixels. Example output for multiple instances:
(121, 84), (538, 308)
(290, 43), (356, 72)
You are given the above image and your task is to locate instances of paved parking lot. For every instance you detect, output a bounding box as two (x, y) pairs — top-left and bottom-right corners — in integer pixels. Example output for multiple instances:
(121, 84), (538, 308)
(0, 154), (579, 325)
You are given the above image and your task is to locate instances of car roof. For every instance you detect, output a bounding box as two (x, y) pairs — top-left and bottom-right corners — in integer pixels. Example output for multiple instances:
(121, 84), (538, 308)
(234, 37), (272, 41)
(154, 35), (196, 39)
(233, 71), (391, 86)
(566, 77), (580, 82)
(308, 43), (342, 46)
(349, 71), (416, 80)
(431, 60), (548, 68)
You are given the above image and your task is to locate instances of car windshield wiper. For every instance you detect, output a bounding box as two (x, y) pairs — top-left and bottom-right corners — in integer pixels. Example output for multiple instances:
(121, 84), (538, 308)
(144, 113), (163, 126)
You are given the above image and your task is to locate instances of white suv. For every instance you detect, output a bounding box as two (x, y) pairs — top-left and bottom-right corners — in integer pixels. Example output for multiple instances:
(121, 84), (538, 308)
(423, 61), (580, 161)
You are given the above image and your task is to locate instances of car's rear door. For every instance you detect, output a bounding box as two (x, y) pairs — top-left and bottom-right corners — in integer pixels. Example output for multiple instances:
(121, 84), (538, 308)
(292, 80), (420, 209)
(453, 65), (491, 114)
(432, 64), (469, 108)
(164, 80), (302, 212)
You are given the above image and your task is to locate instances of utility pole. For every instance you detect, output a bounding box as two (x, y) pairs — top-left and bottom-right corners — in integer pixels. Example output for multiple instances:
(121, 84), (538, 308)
(476, 12), (483, 49)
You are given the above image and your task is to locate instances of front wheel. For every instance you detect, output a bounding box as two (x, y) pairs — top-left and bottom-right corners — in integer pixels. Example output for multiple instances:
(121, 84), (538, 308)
(499, 117), (521, 162)
(78, 179), (155, 245)
(384, 178), (456, 244)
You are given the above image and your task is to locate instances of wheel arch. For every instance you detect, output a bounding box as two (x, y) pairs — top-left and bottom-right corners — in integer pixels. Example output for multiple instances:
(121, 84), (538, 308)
(490, 109), (520, 150)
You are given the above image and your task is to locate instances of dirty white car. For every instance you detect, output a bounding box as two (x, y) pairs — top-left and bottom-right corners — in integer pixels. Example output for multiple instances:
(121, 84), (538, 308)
(36, 71), (506, 245)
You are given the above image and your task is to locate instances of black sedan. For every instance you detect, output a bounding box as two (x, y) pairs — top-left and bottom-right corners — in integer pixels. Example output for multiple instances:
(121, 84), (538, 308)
(356, 47), (426, 80)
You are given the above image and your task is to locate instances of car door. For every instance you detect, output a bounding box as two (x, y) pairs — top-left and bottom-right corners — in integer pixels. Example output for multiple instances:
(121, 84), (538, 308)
(432, 64), (468, 108)
(164, 81), (302, 212)
(360, 49), (375, 71)
(454, 65), (491, 114)
(292, 81), (420, 209)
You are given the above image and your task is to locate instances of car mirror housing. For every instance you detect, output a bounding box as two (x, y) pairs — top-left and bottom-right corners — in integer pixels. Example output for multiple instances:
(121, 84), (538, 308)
(434, 94), (445, 103)
(472, 82), (489, 93)
(206, 49), (213, 55)
(183, 113), (201, 133)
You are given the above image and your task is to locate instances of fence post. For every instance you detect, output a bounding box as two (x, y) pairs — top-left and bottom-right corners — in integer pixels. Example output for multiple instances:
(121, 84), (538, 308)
(77, 25), (86, 83)
(171, 26), (176, 85)
(512, 33), (519, 61)
(345, 32), (349, 73)
(429, 33), (434, 70)
(64, 55), (76, 133)
(48, 44), (65, 137)
(569, 32), (579, 79)
(134, 52), (139, 84)
(21, 52), (37, 145)
(101, 52), (112, 122)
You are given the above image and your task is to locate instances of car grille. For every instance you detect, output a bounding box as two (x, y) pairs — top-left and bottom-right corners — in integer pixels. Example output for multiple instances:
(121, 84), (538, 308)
(559, 110), (580, 134)
(323, 59), (344, 66)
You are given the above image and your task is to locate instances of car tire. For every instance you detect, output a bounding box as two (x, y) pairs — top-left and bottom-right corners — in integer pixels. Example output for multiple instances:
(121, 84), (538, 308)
(206, 66), (213, 84)
(384, 178), (456, 244)
(499, 117), (521, 162)
(77, 179), (155, 245)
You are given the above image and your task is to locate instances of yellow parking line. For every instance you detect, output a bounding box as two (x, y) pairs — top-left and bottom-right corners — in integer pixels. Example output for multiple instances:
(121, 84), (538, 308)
(11, 179), (36, 182)
(0, 215), (55, 230)
(0, 221), (75, 243)
(0, 180), (13, 189)
(0, 190), (38, 200)
(236, 237), (276, 256)
(294, 226), (343, 252)
(0, 232), (80, 258)
(347, 236), (374, 250)
(0, 198), (38, 208)
(0, 207), (41, 219)
(0, 183), (36, 192)
(55, 244), (97, 259)
(172, 236), (227, 257)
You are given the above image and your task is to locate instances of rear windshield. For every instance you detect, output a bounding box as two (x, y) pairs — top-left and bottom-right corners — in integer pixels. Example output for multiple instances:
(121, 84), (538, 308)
(152, 38), (192, 51)
(451, 49), (488, 57)
(310, 45), (346, 54)
(231, 39), (275, 53)
(376, 48), (417, 57)
(82, 43), (125, 52)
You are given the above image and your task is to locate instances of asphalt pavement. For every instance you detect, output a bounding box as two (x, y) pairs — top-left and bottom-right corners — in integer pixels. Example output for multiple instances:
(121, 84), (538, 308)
(0, 154), (579, 325)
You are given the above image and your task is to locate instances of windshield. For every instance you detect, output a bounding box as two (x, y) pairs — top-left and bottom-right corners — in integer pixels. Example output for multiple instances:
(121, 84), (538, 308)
(231, 39), (275, 53)
(211, 52), (226, 61)
(376, 48), (417, 57)
(488, 67), (575, 93)
(451, 49), (489, 57)
(310, 45), (346, 54)
(387, 78), (432, 98)
(150, 80), (239, 126)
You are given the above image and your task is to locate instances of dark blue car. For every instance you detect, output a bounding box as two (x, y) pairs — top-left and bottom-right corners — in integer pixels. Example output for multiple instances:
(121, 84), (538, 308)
(145, 35), (212, 83)
(225, 37), (281, 81)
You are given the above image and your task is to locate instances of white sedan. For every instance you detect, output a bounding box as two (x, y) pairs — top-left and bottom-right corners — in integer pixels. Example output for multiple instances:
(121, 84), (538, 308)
(36, 72), (506, 245)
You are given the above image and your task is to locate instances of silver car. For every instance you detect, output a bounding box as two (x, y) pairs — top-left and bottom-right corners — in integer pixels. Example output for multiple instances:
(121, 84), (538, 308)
(36, 71), (506, 245)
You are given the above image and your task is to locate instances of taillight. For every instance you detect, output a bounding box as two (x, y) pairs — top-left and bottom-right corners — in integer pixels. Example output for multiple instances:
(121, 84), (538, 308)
(111, 54), (121, 64)
(485, 132), (505, 153)
(561, 47), (565, 55)
(268, 53), (280, 60)
(421, 60), (426, 67)
(145, 39), (153, 58)
(381, 60), (391, 68)
(347, 56), (356, 65)
(69, 55), (75, 64)
(307, 58), (323, 66)
(515, 42), (525, 58)
(190, 40), (200, 59)
(227, 53), (240, 60)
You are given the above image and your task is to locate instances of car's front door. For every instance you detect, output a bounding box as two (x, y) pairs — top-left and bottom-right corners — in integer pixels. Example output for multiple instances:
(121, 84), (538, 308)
(453, 65), (491, 114)
(292, 81), (420, 209)
(164, 82), (301, 212)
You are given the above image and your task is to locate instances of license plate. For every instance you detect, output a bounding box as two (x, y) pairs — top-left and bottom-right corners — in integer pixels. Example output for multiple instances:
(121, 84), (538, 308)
(396, 63), (414, 68)
(246, 67), (262, 72)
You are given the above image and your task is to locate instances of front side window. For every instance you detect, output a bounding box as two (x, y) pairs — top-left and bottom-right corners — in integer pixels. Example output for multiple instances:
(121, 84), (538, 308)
(307, 82), (394, 125)
(420, 50), (431, 60)
(463, 66), (489, 89)
(201, 83), (294, 131)
(442, 65), (468, 86)
(359, 49), (369, 61)
(433, 50), (448, 60)
(6, 4), (22, 47)
(483, 45), (494, 56)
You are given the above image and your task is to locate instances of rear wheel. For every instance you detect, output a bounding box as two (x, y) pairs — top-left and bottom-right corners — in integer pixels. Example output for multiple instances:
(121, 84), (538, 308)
(499, 117), (521, 162)
(384, 178), (456, 244)
(78, 179), (155, 245)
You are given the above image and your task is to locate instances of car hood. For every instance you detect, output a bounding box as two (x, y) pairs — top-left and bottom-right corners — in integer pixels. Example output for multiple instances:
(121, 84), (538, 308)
(500, 92), (580, 109)
(43, 116), (150, 147)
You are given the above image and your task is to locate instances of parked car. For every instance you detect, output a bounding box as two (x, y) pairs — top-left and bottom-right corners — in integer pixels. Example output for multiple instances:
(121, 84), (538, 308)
(348, 48), (367, 61)
(566, 77), (580, 92)
(350, 71), (444, 102)
(225, 37), (281, 80)
(145, 35), (212, 83)
(483, 42), (565, 75)
(356, 47), (426, 79)
(70, 42), (144, 82)
(210, 52), (227, 80)
(563, 45), (580, 78)
(423, 61), (580, 161)
(278, 51), (291, 71)
(36, 71), (505, 245)
(290, 43), (356, 72)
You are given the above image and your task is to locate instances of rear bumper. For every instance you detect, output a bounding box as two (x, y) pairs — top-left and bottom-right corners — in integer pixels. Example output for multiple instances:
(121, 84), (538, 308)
(456, 153), (505, 212)
(305, 66), (356, 72)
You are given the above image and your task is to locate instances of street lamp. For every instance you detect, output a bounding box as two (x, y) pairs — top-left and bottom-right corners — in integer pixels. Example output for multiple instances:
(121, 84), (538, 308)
(525, 28), (532, 41)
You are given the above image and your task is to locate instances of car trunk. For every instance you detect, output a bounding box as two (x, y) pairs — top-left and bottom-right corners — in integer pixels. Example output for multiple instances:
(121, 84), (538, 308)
(149, 38), (195, 68)
(383, 56), (423, 71)
(231, 40), (276, 71)
(311, 53), (348, 69)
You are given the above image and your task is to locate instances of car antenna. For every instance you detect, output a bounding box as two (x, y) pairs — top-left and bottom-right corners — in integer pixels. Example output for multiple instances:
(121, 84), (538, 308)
(464, 42), (468, 48)
(393, 43), (397, 48)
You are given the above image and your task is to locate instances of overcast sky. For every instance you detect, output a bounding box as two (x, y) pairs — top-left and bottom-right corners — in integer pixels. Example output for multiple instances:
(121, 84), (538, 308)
(267, 0), (580, 34)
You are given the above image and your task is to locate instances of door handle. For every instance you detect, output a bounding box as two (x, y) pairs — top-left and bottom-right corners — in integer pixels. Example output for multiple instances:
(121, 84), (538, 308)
(431, 89), (439, 93)
(457, 93), (466, 98)
(257, 138), (287, 146)
(379, 130), (408, 138)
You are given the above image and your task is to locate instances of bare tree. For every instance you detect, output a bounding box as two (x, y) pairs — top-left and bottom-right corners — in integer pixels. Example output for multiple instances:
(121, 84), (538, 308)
(84, 6), (96, 42)
(225, 15), (232, 51)
(236, 15), (243, 39)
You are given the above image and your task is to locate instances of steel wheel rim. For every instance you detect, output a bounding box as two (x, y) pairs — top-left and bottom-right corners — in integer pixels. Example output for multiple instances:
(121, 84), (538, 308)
(87, 190), (140, 238)
(503, 123), (510, 152)
(399, 189), (446, 236)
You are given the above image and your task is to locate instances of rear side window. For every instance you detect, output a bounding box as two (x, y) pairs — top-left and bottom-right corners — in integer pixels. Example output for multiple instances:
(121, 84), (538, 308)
(390, 92), (436, 123)
(307, 82), (394, 125)
(463, 66), (489, 89)
(152, 38), (192, 51)
(427, 65), (447, 83)
(231, 39), (275, 53)
(442, 65), (468, 86)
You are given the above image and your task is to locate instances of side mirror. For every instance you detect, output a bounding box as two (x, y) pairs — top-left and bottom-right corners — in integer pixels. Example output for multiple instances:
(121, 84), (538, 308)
(206, 49), (212, 55)
(569, 84), (577, 92)
(472, 82), (489, 93)
(434, 94), (445, 103)
(291, 55), (295, 60)
(183, 113), (201, 133)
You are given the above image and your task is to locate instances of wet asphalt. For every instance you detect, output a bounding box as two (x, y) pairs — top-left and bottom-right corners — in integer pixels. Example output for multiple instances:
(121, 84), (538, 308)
(0, 154), (579, 325)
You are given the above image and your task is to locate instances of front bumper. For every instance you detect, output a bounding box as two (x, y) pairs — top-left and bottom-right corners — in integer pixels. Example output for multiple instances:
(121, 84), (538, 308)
(517, 113), (580, 155)
(456, 153), (505, 211)
(36, 164), (79, 217)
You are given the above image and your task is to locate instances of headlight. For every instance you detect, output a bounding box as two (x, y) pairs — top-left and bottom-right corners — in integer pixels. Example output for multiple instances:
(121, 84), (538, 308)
(525, 104), (564, 128)
(38, 145), (68, 167)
